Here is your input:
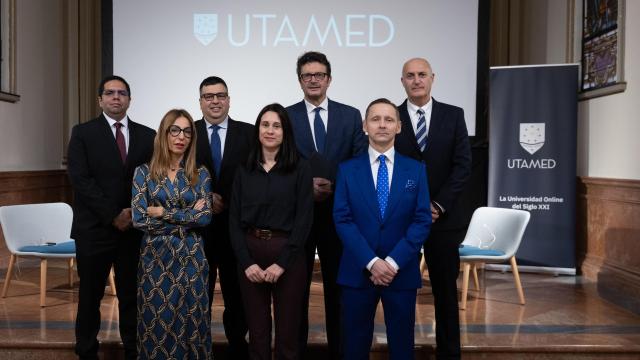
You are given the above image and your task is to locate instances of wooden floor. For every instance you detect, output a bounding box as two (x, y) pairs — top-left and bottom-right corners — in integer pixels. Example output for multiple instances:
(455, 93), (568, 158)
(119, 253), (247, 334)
(1, 258), (640, 359)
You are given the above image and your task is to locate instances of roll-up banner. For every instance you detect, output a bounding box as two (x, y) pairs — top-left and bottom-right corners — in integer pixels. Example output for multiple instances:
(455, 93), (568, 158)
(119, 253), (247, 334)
(488, 64), (577, 274)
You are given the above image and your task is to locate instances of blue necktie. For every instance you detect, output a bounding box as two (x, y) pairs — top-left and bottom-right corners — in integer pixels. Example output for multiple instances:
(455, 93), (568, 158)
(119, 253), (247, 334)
(313, 107), (326, 154)
(416, 109), (427, 152)
(376, 154), (389, 218)
(210, 124), (222, 176)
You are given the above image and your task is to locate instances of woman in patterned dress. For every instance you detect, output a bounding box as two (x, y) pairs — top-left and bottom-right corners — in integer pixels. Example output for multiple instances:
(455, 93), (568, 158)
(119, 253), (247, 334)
(132, 109), (213, 359)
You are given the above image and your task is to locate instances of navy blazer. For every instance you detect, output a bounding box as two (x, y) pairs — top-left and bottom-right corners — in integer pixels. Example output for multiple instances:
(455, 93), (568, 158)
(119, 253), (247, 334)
(333, 152), (431, 289)
(286, 99), (367, 182)
(395, 99), (471, 230)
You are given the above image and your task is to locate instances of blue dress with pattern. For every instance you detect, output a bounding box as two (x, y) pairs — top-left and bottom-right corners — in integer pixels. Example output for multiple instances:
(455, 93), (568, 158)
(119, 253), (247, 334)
(132, 164), (213, 359)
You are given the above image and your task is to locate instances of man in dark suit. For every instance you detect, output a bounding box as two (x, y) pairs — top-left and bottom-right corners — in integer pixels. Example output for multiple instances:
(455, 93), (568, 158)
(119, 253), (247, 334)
(395, 58), (472, 359)
(194, 76), (253, 359)
(334, 98), (431, 359)
(286, 51), (368, 358)
(67, 75), (156, 359)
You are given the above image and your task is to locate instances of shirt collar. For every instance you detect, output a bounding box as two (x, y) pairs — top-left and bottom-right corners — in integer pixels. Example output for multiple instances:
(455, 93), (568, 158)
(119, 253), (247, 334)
(407, 98), (433, 115)
(104, 112), (129, 129)
(206, 115), (229, 130)
(368, 145), (395, 165)
(304, 98), (329, 114)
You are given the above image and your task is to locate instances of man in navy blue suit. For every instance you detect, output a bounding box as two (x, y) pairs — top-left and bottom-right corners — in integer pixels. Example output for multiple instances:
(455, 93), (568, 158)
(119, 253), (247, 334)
(286, 51), (368, 358)
(334, 98), (431, 359)
(395, 58), (472, 359)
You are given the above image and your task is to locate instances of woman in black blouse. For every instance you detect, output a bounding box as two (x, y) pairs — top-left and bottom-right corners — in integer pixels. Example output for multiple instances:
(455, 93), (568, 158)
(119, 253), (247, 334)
(229, 103), (313, 360)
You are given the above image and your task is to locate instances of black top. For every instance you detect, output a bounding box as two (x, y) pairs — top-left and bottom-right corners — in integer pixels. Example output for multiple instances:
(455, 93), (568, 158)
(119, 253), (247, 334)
(229, 159), (314, 270)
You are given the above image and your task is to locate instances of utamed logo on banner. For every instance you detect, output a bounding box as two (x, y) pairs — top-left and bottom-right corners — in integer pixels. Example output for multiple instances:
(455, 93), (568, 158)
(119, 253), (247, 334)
(507, 123), (556, 169)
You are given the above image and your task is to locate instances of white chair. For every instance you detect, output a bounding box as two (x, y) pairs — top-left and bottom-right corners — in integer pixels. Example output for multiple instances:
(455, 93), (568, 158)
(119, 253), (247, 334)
(1, 202), (77, 307)
(458, 207), (530, 310)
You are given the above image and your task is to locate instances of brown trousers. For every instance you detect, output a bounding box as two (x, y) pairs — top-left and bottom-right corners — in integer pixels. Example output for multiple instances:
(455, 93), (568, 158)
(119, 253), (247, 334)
(238, 233), (307, 360)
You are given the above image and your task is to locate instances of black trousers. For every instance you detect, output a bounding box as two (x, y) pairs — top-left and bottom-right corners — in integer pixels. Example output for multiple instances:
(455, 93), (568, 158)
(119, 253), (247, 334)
(74, 228), (140, 360)
(204, 217), (250, 360)
(299, 201), (342, 359)
(424, 228), (466, 360)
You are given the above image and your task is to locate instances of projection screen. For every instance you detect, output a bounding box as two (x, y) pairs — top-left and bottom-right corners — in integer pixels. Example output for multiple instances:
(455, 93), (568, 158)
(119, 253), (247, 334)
(113, 0), (478, 135)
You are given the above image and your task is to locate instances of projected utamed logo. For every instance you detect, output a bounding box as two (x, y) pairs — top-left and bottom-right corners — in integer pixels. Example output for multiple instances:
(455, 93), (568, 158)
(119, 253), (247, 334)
(194, 13), (395, 47)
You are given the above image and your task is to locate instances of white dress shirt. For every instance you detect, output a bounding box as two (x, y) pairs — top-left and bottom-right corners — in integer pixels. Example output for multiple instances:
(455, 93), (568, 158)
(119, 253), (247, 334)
(205, 116), (229, 159)
(406, 98), (433, 138)
(304, 98), (329, 151)
(365, 145), (399, 272)
(104, 113), (130, 151)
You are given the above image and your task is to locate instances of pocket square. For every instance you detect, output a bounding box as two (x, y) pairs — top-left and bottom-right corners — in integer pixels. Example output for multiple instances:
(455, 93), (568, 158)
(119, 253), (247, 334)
(405, 179), (417, 191)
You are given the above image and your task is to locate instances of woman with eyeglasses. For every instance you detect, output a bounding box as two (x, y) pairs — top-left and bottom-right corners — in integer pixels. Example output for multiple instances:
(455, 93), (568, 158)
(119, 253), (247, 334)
(229, 103), (313, 360)
(131, 109), (213, 359)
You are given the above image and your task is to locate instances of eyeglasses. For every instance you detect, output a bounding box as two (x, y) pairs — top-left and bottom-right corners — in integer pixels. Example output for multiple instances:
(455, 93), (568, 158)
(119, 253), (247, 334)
(168, 125), (193, 138)
(102, 89), (129, 97)
(300, 72), (328, 82)
(200, 92), (228, 102)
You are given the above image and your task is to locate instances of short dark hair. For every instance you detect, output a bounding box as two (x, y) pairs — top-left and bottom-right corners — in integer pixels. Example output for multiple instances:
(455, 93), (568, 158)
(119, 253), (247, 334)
(98, 75), (131, 97)
(199, 76), (228, 94)
(247, 103), (299, 172)
(365, 98), (400, 120)
(296, 51), (332, 79)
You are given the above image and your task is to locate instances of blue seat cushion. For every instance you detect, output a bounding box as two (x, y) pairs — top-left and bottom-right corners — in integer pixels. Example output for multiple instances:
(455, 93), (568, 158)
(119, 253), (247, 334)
(19, 240), (75, 254)
(459, 245), (504, 257)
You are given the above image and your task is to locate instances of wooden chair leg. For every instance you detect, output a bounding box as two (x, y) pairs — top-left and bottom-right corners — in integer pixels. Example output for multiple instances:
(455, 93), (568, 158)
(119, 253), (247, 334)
(68, 258), (74, 288)
(40, 259), (47, 307)
(510, 257), (525, 305)
(1, 254), (17, 298)
(108, 268), (117, 296)
(420, 253), (427, 276)
(472, 263), (480, 291)
(460, 262), (471, 310)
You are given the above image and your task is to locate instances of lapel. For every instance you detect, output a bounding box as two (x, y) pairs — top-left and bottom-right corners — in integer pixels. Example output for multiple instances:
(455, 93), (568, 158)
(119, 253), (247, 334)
(353, 154), (380, 221)
(125, 119), (140, 168)
(220, 118), (238, 172)
(98, 114), (126, 168)
(324, 99), (341, 160)
(291, 101), (316, 156)
(425, 99), (443, 153)
(399, 100), (421, 155)
(196, 119), (214, 170)
(383, 155), (408, 222)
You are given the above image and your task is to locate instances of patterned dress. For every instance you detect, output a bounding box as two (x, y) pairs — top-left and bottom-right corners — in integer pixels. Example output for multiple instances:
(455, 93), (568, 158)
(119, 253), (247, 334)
(132, 164), (213, 359)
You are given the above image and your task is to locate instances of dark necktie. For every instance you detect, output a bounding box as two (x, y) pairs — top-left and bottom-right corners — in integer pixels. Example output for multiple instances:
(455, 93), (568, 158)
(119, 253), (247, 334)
(416, 109), (427, 152)
(114, 122), (127, 163)
(376, 154), (389, 218)
(210, 125), (222, 176)
(313, 107), (326, 154)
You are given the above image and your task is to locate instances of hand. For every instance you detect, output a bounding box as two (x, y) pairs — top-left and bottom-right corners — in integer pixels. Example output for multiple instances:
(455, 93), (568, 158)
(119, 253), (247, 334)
(147, 206), (164, 218)
(313, 177), (333, 202)
(369, 259), (397, 286)
(193, 198), (206, 211)
(211, 193), (224, 214)
(112, 208), (132, 231)
(264, 264), (285, 283)
(245, 264), (266, 283)
(430, 203), (440, 223)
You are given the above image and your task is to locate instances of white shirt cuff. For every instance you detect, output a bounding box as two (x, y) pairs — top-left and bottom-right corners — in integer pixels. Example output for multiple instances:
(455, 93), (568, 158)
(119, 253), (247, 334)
(385, 256), (399, 271)
(366, 257), (381, 271)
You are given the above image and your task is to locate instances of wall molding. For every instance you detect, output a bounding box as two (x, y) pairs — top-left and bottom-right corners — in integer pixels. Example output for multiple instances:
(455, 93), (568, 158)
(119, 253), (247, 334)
(578, 176), (640, 314)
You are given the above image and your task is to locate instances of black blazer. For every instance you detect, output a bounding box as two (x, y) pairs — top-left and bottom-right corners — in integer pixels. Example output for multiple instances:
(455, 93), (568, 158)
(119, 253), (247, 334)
(395, 99), (472, 230)
(194, 118), (254, 208)
(67, 114), (156, 243)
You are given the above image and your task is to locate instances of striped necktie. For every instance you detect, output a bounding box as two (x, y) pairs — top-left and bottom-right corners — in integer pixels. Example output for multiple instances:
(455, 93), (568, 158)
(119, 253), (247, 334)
(416, 109), (427, 152)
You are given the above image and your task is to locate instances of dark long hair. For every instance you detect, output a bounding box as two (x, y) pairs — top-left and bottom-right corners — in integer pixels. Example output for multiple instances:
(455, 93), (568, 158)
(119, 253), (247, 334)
(246, 103), (299, 172)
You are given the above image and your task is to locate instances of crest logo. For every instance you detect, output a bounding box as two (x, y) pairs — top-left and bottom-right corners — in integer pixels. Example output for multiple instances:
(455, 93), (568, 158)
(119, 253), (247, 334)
(194, 14), (218, 46)
(519, 123), (545, 155)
